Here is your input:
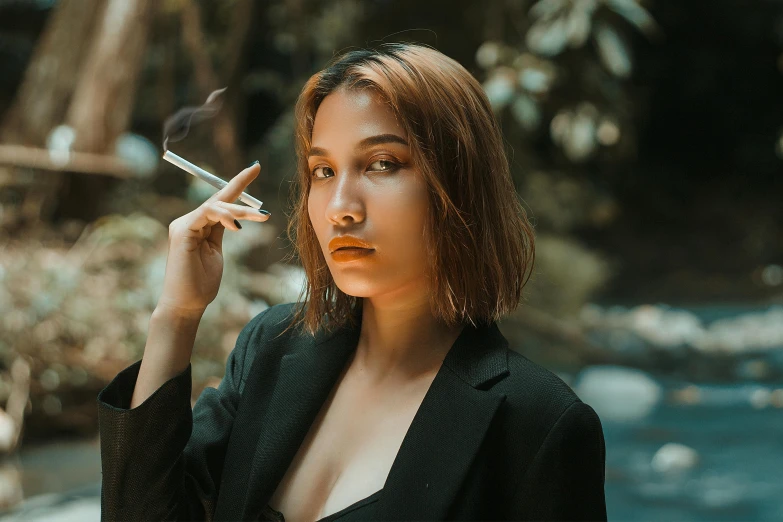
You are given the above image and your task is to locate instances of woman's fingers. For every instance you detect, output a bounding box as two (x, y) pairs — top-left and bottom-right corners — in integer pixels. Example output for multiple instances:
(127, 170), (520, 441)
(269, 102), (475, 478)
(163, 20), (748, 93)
(186, 200), (270, 234)
(214, 201), (271, 224)
(186, 203), (240, 233)
(207, 162), (261, 206)
(181, 160), (267, 236)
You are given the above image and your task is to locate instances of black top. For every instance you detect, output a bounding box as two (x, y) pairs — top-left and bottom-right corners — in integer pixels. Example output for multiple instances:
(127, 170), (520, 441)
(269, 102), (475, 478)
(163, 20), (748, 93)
(260, 489), (383, 522)
(97, 302), (607, 521)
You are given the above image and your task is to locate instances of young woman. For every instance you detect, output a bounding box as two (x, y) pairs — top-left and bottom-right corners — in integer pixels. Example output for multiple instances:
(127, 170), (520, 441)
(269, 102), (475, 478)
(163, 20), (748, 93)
(98, 43), (607, 521)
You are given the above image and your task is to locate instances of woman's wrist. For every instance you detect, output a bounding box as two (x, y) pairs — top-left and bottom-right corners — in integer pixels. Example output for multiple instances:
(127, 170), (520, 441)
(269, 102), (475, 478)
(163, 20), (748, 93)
(152, 302), (206, 323)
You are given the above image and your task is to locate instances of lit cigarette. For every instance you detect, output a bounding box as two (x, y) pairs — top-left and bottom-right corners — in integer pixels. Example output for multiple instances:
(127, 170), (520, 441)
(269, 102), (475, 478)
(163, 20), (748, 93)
(162, 150), (263, 209)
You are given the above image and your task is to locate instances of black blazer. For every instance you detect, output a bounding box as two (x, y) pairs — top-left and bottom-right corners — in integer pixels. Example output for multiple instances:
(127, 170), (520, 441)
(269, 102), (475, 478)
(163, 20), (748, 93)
(97, 302), (607, 521)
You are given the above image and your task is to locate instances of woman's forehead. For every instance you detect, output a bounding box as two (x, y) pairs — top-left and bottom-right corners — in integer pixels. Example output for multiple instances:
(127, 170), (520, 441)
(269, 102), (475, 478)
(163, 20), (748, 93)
(312, 88), (405, 143)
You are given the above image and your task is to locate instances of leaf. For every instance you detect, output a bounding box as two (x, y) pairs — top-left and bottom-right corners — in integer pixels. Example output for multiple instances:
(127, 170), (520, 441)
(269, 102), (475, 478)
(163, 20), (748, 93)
(566, 5), (593, 48)
(550, 110), (572, 144)
(529, 0), (567, 21)
(483, 71), (516, 110)
(594, 22), (632, 78)
(605, 0), (659, 36)
(564, 111), (596, 161)
(518, 67), (551, 94)
(511, 94), (542, 131)
(476, 41), (503, 69)
(596, 118), (622, 145)
(527, 16), (570, 56)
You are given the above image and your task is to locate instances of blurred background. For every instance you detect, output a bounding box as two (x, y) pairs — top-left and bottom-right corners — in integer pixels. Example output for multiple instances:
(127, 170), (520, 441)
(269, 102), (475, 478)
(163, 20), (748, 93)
(0, 0), (782, 520)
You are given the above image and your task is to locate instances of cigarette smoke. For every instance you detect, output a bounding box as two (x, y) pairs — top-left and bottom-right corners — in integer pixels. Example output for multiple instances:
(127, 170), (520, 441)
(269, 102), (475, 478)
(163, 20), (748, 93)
(162, 87), (227, 151)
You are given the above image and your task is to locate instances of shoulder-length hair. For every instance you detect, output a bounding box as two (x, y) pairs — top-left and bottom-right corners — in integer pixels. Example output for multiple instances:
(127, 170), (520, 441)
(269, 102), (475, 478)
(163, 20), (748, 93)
(282, 42), (535, 338)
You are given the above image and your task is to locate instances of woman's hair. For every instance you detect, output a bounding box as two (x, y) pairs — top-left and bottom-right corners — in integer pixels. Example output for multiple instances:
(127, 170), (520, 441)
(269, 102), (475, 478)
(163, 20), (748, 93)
(281, 42), (535, 337)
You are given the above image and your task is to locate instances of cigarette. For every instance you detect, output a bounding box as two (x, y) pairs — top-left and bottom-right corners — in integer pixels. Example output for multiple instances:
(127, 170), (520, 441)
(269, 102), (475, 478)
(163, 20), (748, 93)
(162, 150), (263, 209)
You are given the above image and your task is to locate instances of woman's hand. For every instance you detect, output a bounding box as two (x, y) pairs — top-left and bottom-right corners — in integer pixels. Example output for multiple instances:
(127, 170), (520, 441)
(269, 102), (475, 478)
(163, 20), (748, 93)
(156, 162), (270, 318)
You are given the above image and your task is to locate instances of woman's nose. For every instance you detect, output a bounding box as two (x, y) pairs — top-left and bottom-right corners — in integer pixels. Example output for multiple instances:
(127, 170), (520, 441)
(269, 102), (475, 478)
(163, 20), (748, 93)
(326, 169), (365, 225)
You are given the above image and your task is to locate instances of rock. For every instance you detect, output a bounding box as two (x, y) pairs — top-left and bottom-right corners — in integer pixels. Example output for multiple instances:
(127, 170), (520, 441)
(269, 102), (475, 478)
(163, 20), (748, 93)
(581, 303), (783, 356)
(670, 384), (701, 405)
(573, 365), (663, 422)
(669, 383), (774, 408)
(771, 389), (783, 408)
(749, 387), (771, 409)
(651, 442), (699, 473)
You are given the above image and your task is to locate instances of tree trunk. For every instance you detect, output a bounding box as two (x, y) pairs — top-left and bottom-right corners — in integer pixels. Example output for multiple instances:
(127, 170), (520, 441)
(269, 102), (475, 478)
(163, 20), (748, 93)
(65, 0), (154, 154)
(56, 0), (155, 221)
(0, 0), (103, 228)
(0, 0), (102, 146)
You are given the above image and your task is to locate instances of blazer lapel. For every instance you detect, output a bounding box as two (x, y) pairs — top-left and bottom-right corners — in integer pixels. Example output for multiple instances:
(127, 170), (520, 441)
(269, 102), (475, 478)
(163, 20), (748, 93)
(373, 320), (509, 521)
(218, 308), (510, 522)
(237, 316), (362, 521)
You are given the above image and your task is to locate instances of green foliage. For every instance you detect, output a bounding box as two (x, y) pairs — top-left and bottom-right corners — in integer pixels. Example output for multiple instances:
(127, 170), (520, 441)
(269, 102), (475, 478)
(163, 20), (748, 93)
(469, 0), (661, 314)
(478, 0), (658, 163)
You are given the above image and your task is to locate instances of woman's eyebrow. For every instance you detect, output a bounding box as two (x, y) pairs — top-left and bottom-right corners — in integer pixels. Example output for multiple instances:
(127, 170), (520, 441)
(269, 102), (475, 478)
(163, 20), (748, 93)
(308, 133), (409, 158)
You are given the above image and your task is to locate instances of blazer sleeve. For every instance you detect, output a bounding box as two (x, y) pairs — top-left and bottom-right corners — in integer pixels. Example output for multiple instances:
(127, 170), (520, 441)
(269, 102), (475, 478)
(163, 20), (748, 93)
(511, 400), (608, 521)
(96, 307), (271, 522)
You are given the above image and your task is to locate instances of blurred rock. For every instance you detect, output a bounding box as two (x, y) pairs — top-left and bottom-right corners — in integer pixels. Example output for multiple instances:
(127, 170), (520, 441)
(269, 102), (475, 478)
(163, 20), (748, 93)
(749, 387), (771, 409)
(574, 365), (662, 422)
(582, 303), (783, 355)
(669, 382), (779, 408)
(669, 384), (701, 405)
(579, 303), (783, 381)
(651, 442), (699, 474)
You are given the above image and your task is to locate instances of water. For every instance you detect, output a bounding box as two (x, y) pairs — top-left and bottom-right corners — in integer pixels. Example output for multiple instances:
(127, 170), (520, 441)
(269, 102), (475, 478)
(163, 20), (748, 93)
(604, 393), (783, 520)
(1, 303), (782, 521)
(0, 438), (101, 521)
(2, 383), (779, 521)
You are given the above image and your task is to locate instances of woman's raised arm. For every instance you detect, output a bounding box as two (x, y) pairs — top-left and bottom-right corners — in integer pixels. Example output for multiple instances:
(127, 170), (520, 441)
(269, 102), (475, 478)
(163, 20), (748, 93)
(97, 306), (270, 521)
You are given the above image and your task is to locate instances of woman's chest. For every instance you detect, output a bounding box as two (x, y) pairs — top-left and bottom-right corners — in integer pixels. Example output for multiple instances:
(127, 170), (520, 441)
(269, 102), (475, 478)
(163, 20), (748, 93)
(267, 371), (434, 522)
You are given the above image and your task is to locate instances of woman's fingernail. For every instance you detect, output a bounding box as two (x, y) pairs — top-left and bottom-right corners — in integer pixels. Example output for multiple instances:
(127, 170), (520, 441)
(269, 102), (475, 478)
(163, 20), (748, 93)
(234, 219), (242, 229)
(258, 209), (270, 215)
(247, 160), (259, 168)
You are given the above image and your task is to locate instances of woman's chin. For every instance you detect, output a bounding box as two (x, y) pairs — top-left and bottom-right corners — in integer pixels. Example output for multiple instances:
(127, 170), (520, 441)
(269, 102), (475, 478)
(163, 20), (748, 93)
(332, 278), (378, 298)
(334, 286), (372, 299)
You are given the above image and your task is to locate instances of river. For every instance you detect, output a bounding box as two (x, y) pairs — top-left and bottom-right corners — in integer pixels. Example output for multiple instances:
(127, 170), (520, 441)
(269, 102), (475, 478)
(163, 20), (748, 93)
(0, 304), (781, 521)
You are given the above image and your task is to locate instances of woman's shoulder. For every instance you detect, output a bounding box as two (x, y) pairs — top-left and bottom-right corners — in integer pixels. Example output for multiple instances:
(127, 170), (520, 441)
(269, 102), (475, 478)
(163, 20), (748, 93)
(240, 301), (312, 345)
(248, 301), (301, 330)
(498, 348), (601, 434)
(503, 349), (579, 401)
(230, 302), (306, 381)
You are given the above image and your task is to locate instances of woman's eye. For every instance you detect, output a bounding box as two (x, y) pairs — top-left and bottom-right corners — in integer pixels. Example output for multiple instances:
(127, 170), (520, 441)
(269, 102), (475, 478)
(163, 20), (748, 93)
(311, 166), (333, 179)
(311, 159), (398, 179)
(368, 159), (398, 172)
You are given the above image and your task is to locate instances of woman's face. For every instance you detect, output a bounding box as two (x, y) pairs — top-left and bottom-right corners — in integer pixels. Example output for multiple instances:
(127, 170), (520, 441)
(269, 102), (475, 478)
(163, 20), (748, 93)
(307, 87), (431, 304)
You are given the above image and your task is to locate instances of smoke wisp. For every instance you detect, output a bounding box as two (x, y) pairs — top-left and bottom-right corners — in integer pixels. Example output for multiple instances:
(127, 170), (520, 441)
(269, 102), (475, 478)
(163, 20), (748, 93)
(162, 87), (227, 151)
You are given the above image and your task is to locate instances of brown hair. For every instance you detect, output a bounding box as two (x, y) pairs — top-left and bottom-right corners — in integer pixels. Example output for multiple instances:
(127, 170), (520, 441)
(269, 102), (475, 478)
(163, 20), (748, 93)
(281, 43), (535, 337)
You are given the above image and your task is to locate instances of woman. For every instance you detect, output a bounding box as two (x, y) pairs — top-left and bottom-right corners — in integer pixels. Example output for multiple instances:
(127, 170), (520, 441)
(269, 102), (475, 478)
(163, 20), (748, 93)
(98, 43), (607, 521)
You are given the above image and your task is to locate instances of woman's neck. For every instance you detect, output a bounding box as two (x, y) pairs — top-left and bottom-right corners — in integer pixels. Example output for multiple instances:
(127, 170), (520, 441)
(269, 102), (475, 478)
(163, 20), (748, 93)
(351, 296), (464, 385)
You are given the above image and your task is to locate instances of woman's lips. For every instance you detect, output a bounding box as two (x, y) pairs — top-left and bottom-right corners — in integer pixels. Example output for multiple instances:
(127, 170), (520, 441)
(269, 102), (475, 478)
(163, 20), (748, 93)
(331, 247), (375, 262)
